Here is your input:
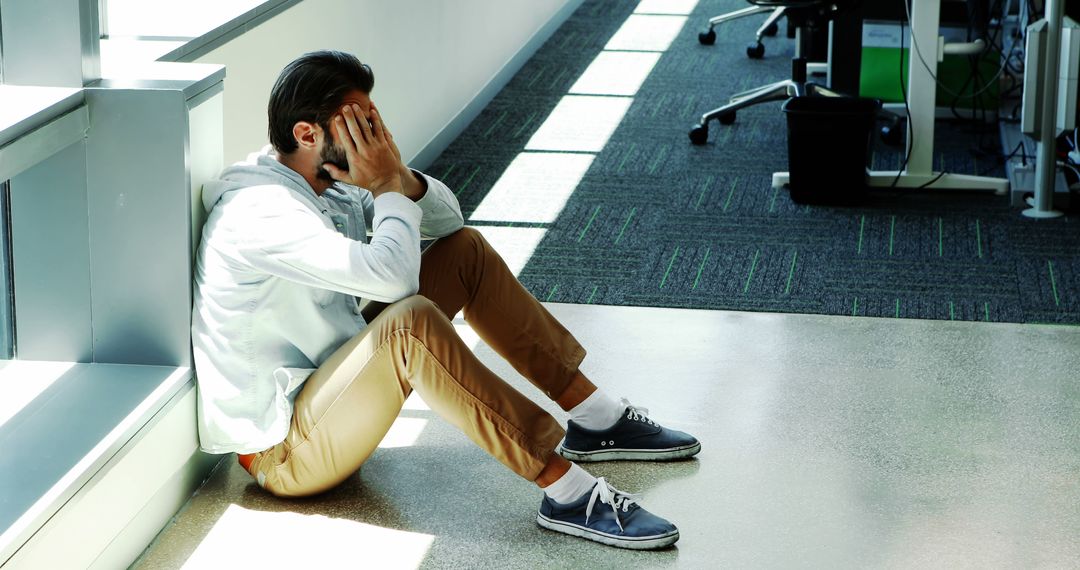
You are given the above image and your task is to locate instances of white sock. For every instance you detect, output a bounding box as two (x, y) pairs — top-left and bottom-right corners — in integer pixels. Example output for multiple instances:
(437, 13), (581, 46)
(543, 462), (597, 504)
(568, 389), (625, 430)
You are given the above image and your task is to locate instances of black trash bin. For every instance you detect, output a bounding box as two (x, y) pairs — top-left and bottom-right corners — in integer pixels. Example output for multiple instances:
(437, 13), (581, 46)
(782, 96), (882, 205)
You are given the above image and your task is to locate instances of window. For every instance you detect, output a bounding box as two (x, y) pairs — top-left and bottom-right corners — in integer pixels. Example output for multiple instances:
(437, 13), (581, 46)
(103, 0), (262, 39)
(1, 6), (5, 84)
(0, 0), (218, 564)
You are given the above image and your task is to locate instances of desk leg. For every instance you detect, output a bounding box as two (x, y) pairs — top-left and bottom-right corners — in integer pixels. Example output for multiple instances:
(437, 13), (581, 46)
(879, 0), (1008, 192)
(904, 0), (939, 175)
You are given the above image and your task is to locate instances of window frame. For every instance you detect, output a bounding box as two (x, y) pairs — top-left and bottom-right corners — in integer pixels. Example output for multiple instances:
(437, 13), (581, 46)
(0, 180), (13, 360)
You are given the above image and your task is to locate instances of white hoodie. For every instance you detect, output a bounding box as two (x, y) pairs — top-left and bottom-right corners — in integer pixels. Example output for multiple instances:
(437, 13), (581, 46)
(192, 148), (464, 454)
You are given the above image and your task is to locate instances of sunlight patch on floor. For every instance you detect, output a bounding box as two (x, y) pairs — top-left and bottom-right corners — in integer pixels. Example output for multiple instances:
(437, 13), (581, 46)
(471, 227), (548, 280)
(182, 505), (435, 569)
(469, 152), (595, 222)
(402, 391), (431, 411)
(605, 14), (689, 52)
(377, 417), (429, 449)
(634, 0), (700, 16)
(569, 51), (661, 97)
(524, 96), (633, 153)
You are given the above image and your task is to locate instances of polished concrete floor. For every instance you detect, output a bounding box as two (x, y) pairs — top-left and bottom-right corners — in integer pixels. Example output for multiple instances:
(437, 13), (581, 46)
(134, 304), (1080, 569)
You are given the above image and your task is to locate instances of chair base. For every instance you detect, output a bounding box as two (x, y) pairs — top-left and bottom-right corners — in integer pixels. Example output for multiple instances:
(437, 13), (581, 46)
(687, 72), (841, 146)
(701, 6), (787, 58)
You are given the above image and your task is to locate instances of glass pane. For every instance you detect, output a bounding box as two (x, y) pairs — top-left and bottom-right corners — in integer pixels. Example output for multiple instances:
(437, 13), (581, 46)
(0, 181), (13, 359)
(102, 0), (266, 39)
(0, 7), (5, 84)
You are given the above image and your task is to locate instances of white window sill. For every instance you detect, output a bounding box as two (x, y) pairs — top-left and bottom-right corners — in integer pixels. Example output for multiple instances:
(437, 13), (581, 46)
(0, 362), (192, 562)
(0, 86), (84, 150)
(100, 0), (301, 66)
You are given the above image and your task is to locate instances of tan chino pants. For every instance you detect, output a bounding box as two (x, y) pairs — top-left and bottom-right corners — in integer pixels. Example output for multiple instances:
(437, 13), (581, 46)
(244, 227), (586, 497)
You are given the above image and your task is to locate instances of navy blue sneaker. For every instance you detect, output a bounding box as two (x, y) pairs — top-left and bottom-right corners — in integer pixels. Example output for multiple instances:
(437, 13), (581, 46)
(537, 477), (679, 550)
(557, 399), (700, 462)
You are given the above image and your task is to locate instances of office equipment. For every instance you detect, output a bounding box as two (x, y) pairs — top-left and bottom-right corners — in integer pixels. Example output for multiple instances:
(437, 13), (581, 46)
(698, 5), (787, 59)
(1020, 17), (1080, 138)
(1025, 0), (1069, 218)
(770, 0), (1009, 193)
(859, 21), (1000, 111)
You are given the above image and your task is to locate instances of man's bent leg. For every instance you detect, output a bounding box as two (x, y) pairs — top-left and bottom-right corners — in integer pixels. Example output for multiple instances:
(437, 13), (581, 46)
(418, 228), (588, 405)
(246, 295), (566, 497)
(416, 229), (700, 465)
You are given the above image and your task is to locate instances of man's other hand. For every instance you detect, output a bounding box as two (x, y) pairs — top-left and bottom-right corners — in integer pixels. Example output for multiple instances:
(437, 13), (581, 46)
(372, 103), (404, 167)
(322, 104), (403, 197)
(372, 103), (427, 201)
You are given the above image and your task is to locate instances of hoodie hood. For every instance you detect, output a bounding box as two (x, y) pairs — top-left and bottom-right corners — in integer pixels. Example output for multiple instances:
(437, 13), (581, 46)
(202, 147), (323, 214)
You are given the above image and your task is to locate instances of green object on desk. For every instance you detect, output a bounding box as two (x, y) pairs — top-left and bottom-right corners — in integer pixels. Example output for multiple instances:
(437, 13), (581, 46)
(859, 21), (1001, 111)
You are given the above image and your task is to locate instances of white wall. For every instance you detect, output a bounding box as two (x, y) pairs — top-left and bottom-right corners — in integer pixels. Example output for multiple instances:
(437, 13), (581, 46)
(194, 0), (581, 167)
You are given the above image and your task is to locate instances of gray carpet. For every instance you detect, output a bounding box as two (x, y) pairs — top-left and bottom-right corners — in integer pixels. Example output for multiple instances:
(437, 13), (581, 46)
(426, 0), (1080, 324)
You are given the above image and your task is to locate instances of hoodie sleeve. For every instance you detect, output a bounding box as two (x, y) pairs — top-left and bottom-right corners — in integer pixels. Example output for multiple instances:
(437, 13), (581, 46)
(412, 170), (465, 238)
(234, 189), (423, 303)
(362, 170), (464, 239)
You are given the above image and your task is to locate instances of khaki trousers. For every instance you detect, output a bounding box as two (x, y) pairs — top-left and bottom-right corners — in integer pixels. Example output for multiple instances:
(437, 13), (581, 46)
(244, 227), (585, 497)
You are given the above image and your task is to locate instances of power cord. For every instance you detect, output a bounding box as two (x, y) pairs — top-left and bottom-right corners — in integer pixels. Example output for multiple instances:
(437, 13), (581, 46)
(1061, 161), (1080, 181)
(918, 170), (950, 188)
(892, 10), (916, 188)
(903, 0), (1019, 102)
(890, 0), (1025, 189)
(890, 0), (966, 190)
(976, 140), (1028, 176)
(1067, 127), (1080, 164)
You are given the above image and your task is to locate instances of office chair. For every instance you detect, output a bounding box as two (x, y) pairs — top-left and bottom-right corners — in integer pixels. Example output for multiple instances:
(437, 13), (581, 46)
(697, 5), (791, 59)
(688, 0), (852, 145)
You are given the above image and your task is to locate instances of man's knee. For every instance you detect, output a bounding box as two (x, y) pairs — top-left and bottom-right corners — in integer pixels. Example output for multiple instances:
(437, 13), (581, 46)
(390, 293), (440, 315)
(384, 294), (444, 322)
(446, 225), (483, 243)
(437, 226), (489, 256)
(364, 295), (441, 323)
(377, 295), (457, 345)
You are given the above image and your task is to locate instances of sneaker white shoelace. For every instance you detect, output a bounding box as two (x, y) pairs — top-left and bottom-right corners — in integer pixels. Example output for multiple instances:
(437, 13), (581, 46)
(585, 477), (641, 532)
(620, 398), (659, 427)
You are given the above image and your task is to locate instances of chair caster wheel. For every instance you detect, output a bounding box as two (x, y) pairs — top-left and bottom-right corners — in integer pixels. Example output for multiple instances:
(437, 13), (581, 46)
(689, 124), (709, 145)
(699, 29), (716, 45)
(747, 42), (765, 59)
(880, 123), (903, 146)
(763, 22), (779, 37)
(718, 111), (736, 125)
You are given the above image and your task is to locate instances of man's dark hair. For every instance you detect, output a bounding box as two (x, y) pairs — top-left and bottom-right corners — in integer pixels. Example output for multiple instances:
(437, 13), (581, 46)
(268, 50), (375, 154)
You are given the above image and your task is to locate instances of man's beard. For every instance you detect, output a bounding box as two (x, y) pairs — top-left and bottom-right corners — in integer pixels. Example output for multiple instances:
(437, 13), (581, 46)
(316, 138), (349, 182)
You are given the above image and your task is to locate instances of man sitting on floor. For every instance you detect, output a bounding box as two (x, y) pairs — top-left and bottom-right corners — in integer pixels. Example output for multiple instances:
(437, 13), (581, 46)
(191, 49), (700, 550)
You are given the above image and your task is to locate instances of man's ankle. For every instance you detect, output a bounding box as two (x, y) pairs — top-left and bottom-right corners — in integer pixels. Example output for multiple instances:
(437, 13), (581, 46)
(541, 462), (596, 504)
(535, 452), (572, 488)
(556, 371), (598, 411)
(568, 389), (624, 430)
